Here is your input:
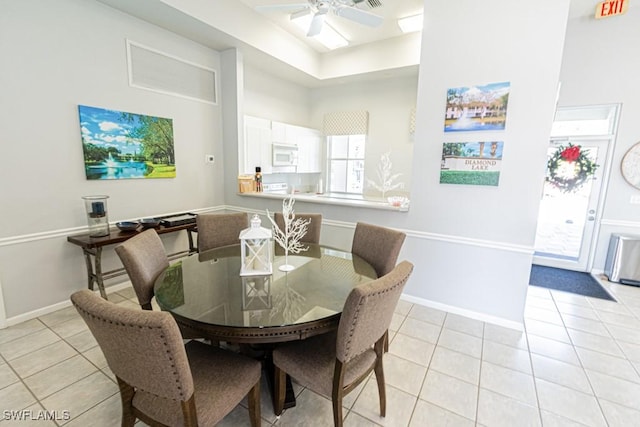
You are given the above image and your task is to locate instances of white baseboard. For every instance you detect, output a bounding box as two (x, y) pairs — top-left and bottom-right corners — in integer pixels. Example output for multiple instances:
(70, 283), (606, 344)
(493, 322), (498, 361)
(3, 281), (133, 328)
(400, 293), (524, 332)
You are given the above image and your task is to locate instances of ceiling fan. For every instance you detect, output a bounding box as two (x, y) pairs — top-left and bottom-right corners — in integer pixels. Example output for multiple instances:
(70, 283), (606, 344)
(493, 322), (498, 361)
(256, 0), (384, 37)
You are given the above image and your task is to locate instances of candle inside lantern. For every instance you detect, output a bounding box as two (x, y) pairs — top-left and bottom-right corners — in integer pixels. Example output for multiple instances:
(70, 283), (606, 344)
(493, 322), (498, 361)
(91, 201), (105, 216)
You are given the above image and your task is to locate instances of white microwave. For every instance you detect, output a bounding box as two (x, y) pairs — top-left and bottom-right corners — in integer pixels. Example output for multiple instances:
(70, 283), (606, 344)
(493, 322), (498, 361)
(272, 143), (298, 166)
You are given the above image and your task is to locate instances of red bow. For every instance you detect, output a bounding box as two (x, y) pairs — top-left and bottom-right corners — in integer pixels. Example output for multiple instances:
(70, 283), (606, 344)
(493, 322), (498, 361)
(560, 146), (580, 162)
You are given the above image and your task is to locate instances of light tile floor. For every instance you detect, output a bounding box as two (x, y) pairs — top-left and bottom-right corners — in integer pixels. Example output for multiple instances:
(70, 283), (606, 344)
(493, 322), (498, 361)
(2, 277), (640, 426)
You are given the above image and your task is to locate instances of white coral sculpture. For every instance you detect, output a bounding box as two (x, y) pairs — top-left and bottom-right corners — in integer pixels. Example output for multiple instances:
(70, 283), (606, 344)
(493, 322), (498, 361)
(366, 151), (403, 198)
(267, 195), (310, 270)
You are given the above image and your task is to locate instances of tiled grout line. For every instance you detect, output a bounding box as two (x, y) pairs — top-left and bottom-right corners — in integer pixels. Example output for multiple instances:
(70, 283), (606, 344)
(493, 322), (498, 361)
(473, 322), (485, 425)
(399, 311), (423, 427)
(46, 303), (120, 427)
(522, 320), (545, 427)
(543, 287), (640, 419)
(0, 295), (111, 426)
(413, 324), (435, 423)
(54, 336), (118, 426)
(6, 284), (640, 426)
(548, 291), (604, 403)
(0, 318), (57, 425)
(595, 284), (640, 394)
(407, 310), (477, 425)
(529, 291), (602, 422)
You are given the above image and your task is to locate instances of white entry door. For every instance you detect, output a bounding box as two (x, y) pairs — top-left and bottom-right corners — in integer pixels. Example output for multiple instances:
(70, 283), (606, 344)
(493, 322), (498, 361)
(533, 104), (620, 271)
(533, 138), (609, 271)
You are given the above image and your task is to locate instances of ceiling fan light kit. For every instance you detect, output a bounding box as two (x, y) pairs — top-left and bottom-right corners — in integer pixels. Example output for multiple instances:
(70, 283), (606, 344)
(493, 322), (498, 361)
(290, 8), (348, 49)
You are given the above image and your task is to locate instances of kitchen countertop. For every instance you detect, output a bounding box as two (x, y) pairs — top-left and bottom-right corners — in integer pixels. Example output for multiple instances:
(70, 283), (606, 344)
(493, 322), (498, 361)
(238, 191), (410, 212)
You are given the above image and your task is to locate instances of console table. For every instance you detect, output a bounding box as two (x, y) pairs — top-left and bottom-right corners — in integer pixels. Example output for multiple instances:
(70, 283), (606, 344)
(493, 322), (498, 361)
(67, 222), (197, 299)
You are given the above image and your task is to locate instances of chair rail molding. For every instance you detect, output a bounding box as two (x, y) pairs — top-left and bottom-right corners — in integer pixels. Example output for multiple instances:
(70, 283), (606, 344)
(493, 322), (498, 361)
(0, 207), (224, 248)
(227, 205), (533, 255)
(1, 204), (533, 329)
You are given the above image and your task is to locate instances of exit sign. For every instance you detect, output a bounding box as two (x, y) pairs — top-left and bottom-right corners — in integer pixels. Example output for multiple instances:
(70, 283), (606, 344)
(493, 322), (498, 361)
(595, 0), (628, 19)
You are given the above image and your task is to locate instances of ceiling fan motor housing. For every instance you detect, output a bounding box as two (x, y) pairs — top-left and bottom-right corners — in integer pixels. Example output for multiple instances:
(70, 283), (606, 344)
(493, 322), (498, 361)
(354, 0), (383, 9)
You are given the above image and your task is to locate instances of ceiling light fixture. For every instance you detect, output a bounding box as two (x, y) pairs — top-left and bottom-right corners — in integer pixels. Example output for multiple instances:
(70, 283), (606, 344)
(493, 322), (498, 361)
(397, 14), (423, 34)
(291, 9), (349, 50)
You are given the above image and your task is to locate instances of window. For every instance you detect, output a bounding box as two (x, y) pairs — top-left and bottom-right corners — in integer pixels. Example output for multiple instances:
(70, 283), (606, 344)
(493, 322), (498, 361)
(551, 105), (618, 137)
(327, 135), (366, 194)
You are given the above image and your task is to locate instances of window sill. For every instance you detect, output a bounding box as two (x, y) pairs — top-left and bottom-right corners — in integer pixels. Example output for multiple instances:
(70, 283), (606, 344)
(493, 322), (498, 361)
(237, 192), (410, 212)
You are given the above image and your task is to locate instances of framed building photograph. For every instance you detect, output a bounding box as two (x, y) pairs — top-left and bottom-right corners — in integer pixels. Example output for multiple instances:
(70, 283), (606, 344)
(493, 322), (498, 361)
(78, 105), (176, 180)
(444, 82), (510, 132)
(440, 141), (504, 187)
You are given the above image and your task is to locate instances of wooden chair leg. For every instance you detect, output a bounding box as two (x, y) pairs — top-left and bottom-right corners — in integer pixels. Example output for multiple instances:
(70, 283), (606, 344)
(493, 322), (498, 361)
(248, 379), (261, 427)
(180, 396), (198, 427)
(116, 377), (136, 427)
(374, 339), (386, 417)
(332, 395), (344, 427)
(274, 365), (286, 416)
(383, 329), (389, 353)
(332, 360), (346, 427)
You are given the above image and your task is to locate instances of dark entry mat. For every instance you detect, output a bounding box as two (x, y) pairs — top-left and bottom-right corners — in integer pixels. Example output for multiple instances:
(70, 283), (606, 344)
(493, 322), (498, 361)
(529, 265), (616, 301)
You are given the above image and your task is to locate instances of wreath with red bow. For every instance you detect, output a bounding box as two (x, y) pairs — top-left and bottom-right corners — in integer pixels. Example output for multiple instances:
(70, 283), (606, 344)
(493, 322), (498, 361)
(546, 143), (598, 193)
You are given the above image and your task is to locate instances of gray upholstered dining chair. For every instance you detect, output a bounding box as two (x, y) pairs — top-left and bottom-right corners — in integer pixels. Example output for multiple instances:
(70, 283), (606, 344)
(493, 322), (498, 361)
(272, 261), (414, 427)
(351, 222), (406, 277)
(70, 289), (262, 427)
(273, 212), (322, 244)
(115, 229), (168, 310)
(351, 222), (407, 353)
(196, 212), (249, 252)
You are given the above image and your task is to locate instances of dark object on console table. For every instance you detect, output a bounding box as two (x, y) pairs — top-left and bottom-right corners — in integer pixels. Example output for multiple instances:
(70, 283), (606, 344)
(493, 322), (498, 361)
(160, 213), (197, 227)
(67, 213), (197, 300)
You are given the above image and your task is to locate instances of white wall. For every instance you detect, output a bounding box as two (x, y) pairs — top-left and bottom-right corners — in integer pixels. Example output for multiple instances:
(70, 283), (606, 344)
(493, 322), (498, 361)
(230, 0), (571, 326)
(243, 65), (311, 126)
(320, 33), (421, 80)
(158, 0), (322, 78)
(309, 75), (417, 197)
(393, 0), (571, 324)
(0, 0), (582, 328)
(0, 0), (224, 319)
(557, 5), (640, 270)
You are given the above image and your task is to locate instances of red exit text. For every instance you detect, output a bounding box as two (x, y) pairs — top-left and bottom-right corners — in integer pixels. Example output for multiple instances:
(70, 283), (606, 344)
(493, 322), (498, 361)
(595, 0), (629, 19)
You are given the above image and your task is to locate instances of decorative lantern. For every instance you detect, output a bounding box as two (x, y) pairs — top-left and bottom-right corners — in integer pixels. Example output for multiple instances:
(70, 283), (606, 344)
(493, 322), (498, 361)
(240, 214), (273, 276)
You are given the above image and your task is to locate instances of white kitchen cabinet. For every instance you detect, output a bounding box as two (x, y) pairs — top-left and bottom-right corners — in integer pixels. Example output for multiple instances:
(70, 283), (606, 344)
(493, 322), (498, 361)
(243, 116), (272, 174)
(293, 127), (323, 173)
(271, 121), (287, 143)
(280, 123), (322, 173)
(243, 117), (323, 175)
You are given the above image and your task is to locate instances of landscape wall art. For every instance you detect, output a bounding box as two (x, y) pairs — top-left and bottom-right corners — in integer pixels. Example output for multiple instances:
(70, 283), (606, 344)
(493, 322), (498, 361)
(444, 82), (510, 132)
(78, 105), (176, 180)
(440, 141), (504, 187)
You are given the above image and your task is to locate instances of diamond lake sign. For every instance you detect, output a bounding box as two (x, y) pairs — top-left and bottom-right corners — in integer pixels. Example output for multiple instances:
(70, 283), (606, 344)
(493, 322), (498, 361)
(595, 0), (628, 19)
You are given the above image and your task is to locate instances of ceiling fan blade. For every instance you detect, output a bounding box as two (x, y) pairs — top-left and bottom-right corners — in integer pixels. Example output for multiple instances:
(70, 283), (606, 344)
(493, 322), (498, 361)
(334, 5), (383, 27)
(255, 3), (309, 12)
(307, 12), (326, 36)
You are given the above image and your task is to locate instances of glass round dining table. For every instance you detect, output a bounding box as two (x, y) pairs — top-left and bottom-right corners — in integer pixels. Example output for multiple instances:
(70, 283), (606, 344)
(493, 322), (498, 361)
(153, 243), (378, 344)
